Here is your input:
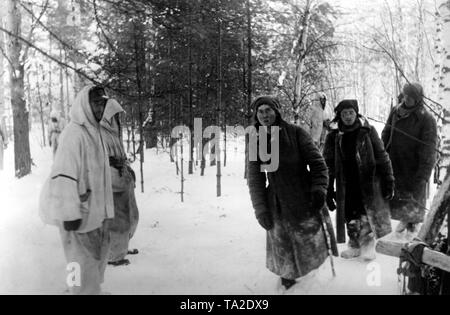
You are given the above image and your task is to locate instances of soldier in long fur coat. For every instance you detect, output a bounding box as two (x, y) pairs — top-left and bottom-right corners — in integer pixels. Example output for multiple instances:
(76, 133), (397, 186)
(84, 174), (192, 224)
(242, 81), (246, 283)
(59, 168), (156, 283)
(323, 100), (394, 260)
(247, 96), (330, 290)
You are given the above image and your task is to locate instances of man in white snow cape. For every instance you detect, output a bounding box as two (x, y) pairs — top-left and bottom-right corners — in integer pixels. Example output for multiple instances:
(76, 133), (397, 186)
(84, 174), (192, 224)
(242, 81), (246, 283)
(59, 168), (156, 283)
(39, 85), (114, 295)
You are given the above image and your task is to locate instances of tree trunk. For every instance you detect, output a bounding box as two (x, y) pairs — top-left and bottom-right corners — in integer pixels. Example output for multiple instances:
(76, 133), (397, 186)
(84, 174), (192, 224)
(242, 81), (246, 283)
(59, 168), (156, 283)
(36, 68), (46, 147)
(180, 135), (184, 202)
(64, 51), (70, 119)
(7, 0), (31, 178)
(26, 71), (32, 131)
(293, 0), (313, 111)
(432, 9), (443, 105)
(59, 47), (65, 118)
(244, 0), (252, 180)
(168, 30), (175, 163)
(438, 0), (450, 175)
(188, 7), (194, 175)
(133, 21), (145, 193)
(216, 17), (222, 197)
(48, 33), (52, 111)
(0, 17), (5, 117)
(223, 109), (227, 167)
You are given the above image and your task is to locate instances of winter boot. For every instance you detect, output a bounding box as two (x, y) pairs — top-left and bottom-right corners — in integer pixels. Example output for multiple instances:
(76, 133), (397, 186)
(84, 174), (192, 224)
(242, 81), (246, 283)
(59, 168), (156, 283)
(405, 223), (420, 240)
(127, 249), (139, 255)
(341, 243), (361, 259)
(359, 216), (376, 261)
(281, 278), (297, 290)
(395, 221), (408, 234)
(108, 259), (130, 267)
(341, 220), (361, 259)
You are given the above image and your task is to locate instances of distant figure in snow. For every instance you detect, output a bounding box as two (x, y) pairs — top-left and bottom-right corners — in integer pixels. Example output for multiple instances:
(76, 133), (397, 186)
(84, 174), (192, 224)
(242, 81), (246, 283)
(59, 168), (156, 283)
(0, 116), (8, 170)
(317, 93), (334, 151)
(323, 99), (394, 260)
(48, 110), (66, 157)
(100, 99), (139, 267)
(300, 92), (333, 151)
(247, 96), (331, 291)
(309, 92), (325, 147)
(382, 83), (438, 236)
(39, 85), (114, 295)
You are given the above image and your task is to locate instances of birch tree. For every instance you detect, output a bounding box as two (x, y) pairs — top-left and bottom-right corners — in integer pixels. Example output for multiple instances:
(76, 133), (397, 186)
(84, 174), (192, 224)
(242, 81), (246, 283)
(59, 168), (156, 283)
(7, 0), (31, 178)
(437, 0), (450, 174)
(0, 15), (6, 117)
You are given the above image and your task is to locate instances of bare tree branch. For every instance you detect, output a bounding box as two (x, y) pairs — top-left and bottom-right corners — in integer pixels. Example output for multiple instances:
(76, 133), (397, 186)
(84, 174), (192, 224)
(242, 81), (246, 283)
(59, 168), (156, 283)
(0, 23), (101, 85)
(21, 0), (49, 64)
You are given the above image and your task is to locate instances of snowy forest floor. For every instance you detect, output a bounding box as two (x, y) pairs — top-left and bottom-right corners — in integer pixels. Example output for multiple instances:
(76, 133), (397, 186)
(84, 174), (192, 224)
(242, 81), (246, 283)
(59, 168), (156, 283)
(0, 125), (405, 295)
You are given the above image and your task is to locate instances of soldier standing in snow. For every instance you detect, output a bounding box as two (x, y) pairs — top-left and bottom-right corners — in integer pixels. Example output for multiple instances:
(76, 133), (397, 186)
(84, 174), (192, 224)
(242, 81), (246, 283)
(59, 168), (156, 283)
(381, 83), (438, 236)
(39, 85), (114, 295)
(309, 93), (325, 147)
(302, 92), (333, 151)
(317, 93), (334, 151)
(48, 110), (66, 157)
(0, 116), (8, 170)
(100, 99), (139, 267)
(323, 100), (394, 260)
(247, 96), (330, 291)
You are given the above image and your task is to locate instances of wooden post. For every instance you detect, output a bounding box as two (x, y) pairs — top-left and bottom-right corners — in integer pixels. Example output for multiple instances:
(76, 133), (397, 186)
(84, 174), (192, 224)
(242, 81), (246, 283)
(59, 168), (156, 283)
(376, 239), (450, 273)
(376, 167), (450, 273)
(180, 135), (184, 202)
(188, 5), (194, 175)
(418, 167), (450, 244)
(216, 12), (222, 197)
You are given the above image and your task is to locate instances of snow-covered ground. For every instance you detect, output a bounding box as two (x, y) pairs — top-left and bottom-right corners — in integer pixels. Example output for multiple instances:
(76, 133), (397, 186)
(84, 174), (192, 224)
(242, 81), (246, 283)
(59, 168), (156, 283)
(0, 126), (402, 295)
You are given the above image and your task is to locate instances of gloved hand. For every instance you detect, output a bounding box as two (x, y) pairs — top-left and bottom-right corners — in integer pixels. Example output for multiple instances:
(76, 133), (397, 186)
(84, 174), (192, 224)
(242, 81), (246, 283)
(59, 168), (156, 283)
(326, 189), (337, 211)
(382, 180), (395, 200)
(63, 219), (82, 231)
(79, 189), (91, 203)
(109, 157), (125, 176)
(311, 190), (326, 212)
(257, 212), (274, 231)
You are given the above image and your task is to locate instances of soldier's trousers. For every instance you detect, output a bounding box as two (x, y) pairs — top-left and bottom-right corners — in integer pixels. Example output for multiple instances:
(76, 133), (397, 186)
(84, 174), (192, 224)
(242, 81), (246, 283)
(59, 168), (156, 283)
(59, 221), (111, 295)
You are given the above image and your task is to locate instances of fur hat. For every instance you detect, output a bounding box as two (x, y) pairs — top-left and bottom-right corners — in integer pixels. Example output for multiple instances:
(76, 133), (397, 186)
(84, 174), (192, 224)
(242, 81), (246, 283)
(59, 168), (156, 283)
(403, 83), (424, 103)
(335, 99), (359, 114)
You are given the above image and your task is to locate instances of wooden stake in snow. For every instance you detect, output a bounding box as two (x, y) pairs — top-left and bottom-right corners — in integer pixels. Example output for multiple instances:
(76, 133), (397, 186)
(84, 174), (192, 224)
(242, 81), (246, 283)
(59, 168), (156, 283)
(180, 136), (185, 203)
(174, 139), (179, 176)
(216, 13), (222, 198)
(133, 21), (145, 193)
(188, 5), (194, 175)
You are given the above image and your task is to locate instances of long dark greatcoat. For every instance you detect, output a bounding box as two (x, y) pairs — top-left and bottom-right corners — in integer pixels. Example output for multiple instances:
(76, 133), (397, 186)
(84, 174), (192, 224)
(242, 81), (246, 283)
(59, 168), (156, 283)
(323, 117), (394, 243)
(381, 104), (437, 223)
(248, 119), (330, 279)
